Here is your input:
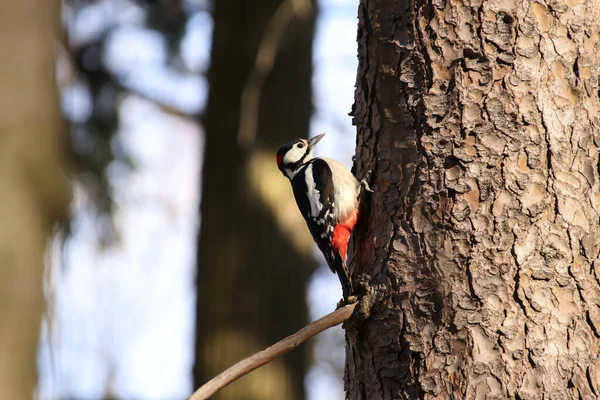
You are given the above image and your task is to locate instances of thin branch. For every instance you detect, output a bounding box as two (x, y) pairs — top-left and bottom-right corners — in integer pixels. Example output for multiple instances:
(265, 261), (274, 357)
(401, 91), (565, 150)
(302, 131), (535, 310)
(188, 302), (357, 400)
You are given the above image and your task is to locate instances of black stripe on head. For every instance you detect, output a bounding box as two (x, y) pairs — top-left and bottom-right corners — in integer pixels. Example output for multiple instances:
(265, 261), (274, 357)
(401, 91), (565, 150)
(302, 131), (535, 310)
(276, 139), (303, 156)
(276, 142), (295, 158)
(276, 138), (310, 170)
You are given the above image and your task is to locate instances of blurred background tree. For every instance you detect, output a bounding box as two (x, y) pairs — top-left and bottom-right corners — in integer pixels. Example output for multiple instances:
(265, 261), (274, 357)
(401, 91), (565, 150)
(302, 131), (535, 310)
(195, 0), (316, 399)
(0, 0), (70, 398)
(42, 0), (206, 397)
(32, 0), (357, 399)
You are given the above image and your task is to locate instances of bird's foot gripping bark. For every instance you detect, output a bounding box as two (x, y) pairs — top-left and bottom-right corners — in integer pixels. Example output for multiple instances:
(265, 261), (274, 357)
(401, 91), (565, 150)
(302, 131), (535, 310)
(341, 277), (379, 329)
(336, 295), (359, 310)
(360, 170), (373, 193)
(360, 179), (373, 193)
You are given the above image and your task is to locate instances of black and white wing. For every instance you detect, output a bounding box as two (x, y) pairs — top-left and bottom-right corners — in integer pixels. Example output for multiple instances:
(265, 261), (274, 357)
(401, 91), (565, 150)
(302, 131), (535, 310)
(291, 159), (337, 271)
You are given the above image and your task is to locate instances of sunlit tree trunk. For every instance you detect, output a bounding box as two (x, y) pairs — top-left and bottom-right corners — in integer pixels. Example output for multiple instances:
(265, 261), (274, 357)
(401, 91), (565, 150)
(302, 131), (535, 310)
(0, 1), (70, 398)
(347, 0), (600, 398)
(194, 0), (316, 399)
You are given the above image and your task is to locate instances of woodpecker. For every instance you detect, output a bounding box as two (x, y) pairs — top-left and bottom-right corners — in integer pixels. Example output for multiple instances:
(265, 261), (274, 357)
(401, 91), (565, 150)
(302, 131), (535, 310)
(276, 133), (360, 301)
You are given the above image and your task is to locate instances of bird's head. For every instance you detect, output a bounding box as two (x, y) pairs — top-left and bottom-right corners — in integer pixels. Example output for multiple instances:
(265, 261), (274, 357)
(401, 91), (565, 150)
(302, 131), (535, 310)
(276, 133), (325, 179)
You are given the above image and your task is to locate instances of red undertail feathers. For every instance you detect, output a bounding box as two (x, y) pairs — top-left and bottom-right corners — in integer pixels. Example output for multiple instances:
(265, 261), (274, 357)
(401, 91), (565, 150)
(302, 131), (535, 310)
(331, 210), (358, 261)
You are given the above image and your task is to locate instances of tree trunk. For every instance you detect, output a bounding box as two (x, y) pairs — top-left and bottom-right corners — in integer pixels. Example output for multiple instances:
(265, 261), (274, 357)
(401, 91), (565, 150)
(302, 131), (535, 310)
(347, 0), (600, 398)
(0, 1), (70, 398)
(194, 1), (316, 399)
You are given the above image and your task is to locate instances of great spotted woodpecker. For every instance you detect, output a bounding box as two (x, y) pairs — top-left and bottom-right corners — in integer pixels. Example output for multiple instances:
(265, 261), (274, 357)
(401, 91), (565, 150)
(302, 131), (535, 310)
(276, 133), (361, 301)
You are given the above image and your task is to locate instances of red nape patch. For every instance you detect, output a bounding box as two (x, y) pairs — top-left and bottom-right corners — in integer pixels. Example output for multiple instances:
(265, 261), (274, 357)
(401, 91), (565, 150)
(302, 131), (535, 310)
(276, 155), (283, 167)
(331, 210), (359, 260)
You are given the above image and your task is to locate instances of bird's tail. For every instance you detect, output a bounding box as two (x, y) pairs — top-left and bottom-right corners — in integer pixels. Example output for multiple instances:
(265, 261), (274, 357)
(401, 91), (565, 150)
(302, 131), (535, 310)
(334, 252), (353, 301)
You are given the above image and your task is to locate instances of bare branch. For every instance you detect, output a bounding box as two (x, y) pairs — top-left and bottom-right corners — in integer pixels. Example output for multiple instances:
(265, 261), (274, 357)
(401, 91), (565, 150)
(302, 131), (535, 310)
(188, 302), (357, 400)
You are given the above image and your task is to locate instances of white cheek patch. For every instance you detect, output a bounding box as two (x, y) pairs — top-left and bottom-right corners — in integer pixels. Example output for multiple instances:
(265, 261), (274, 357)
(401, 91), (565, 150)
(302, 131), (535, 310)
(283, 146), (308, 165)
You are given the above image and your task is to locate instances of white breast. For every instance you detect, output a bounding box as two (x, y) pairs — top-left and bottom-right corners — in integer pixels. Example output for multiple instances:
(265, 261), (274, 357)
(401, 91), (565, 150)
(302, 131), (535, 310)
(321, 158), (359, 222)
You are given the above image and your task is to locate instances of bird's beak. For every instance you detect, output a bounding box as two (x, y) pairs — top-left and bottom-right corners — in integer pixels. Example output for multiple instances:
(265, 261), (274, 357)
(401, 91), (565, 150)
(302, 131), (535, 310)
(308, 133), (325, 149)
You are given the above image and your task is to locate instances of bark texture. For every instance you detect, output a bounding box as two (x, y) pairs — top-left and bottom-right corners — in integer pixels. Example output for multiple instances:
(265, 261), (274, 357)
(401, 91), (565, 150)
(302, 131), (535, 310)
(0, 1), (70, 398)
(194, 1), (316, 399)
(347, 0), (600, 398)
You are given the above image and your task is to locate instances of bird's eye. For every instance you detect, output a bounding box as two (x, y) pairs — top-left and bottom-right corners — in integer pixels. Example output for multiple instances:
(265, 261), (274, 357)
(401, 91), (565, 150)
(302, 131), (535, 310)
(297, 142), (305, 149)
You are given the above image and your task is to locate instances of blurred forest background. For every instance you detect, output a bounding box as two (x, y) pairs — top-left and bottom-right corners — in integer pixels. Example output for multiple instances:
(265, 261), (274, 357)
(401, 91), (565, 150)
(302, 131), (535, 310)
(0, 0), (358, 399)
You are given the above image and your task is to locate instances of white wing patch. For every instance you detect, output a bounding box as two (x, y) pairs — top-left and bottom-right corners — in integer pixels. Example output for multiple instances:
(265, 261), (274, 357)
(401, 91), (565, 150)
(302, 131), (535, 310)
(304, 163), (323, 218)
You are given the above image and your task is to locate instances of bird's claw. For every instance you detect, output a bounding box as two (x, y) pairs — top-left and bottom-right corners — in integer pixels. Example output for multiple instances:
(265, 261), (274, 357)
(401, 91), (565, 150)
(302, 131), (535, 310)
(360, 170), (373, 193)
(360, 178), (373, 193)
(336, 295), (359, 309)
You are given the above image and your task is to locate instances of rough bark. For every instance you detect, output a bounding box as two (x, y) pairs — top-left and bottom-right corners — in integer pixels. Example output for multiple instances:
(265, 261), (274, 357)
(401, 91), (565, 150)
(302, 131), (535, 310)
(347, 0), (600, 398)
(194, 1), (316, 399)
(0, 1), (71, 398)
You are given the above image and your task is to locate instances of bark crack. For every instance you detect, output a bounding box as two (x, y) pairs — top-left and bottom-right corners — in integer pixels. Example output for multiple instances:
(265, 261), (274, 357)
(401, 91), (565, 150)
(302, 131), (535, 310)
(511, 232), (528, 318)
(465, 259), (482, 305)
(587, 366), (598, 396)
(413, 0), (433, 90)
(539, 107), (559, 219)
(586, 310), (600, 338)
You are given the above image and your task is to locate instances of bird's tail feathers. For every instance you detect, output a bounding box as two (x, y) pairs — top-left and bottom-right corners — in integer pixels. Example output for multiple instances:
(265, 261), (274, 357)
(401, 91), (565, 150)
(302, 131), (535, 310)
(334, 252), (353, 301)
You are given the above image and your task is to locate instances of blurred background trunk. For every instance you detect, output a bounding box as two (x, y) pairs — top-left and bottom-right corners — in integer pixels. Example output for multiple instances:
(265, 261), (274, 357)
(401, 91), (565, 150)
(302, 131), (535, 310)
(347, 0), (600, 398)
(194, 0), (317, 399)
(0, 0), (70, 398)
